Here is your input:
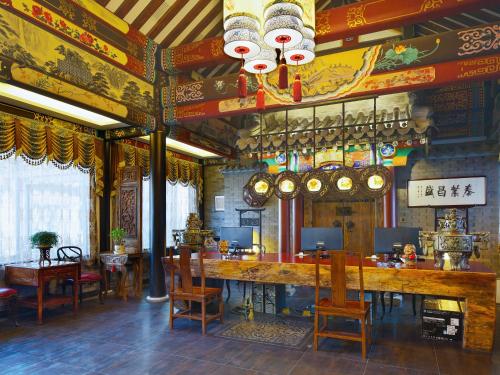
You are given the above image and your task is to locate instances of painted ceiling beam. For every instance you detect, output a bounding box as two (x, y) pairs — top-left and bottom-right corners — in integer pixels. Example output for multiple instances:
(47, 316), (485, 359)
(160, 0), (496, 73)
(161, 22), (499, 123)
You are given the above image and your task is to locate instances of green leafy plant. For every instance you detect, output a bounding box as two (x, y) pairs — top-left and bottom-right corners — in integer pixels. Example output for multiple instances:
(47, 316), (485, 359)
(30, 231), (59, 249)
(111, 227), (126, 245)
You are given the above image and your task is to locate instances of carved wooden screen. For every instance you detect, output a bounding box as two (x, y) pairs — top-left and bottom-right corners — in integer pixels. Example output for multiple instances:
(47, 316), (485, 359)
(118, 166), (142, 253)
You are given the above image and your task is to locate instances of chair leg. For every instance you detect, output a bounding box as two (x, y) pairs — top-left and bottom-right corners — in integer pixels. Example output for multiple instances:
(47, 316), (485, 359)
(79, 284), (83, 304)
(201, 299), (207, 335)
(389, 292), (394, 313)
(412, 294), (417, 316)
(313, 311), (319, 351)
(225, 280), (231, 303)
(8, 296), (18, 327)
(367, 313), (372, 347)
(169, 296), (174, 330)
(219, 294), (224, 323)
(361, 319), (367, 360)
(380, 292), (385, 318)
(98, 281), (104, 304)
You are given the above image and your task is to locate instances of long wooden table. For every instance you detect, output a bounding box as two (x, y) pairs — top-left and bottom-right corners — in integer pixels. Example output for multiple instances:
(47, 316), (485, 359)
(186, 252), (496, 352)
(5, 261), (79, 324)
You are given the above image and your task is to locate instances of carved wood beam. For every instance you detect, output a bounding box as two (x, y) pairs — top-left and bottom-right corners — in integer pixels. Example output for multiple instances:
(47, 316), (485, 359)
(160, 0), (496, 73)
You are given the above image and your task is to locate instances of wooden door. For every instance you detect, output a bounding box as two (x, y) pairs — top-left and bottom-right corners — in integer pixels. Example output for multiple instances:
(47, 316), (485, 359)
(311, 201), (375, 253)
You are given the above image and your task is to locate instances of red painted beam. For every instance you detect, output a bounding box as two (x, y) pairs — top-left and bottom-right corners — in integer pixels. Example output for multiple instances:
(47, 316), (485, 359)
(280, 199), (291, 257)
(161, 0), (495, 73)
(171, 54), (500, 122)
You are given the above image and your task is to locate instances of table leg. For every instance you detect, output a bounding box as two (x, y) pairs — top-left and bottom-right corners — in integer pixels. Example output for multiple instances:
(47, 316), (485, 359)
(133, 261), (140, 298)
(138, 257), (143, 297)
(37, 281), (44, 325)
(122, 271), (128, 302)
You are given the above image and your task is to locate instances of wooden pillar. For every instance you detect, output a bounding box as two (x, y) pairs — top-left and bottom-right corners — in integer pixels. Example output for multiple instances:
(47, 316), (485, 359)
(99, 138), (111, 252)
(147, 126), (167, 301)
(383, 167), (397, 228)
(293, 196), (304, 254)
(280, 199), (291, 257)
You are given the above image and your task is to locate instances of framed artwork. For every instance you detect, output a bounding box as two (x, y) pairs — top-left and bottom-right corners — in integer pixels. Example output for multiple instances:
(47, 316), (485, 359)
(407, 176), (486, 207)
(214, 195), (224, 212)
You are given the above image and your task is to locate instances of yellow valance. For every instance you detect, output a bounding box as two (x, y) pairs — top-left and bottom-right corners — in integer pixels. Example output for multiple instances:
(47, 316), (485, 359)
(117, 142), (203, 201)
(0, 111), (104, 196)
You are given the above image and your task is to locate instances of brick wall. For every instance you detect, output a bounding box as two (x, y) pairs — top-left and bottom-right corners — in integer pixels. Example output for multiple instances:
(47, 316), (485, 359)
(203, 165), (279, 252)
(396, 153), (499, 271)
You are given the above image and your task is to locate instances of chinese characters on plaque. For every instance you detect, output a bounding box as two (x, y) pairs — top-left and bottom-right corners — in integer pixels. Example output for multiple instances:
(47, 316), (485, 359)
(408, 177), (486, 207)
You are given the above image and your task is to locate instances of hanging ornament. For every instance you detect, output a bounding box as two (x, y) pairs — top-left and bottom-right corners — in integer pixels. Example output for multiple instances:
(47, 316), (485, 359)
(293, 72), (302, 102)
(278, 52), (288, 89)
(256, 83), (265, 110)
(238, 65), (247, 98)
(243, 46), (277, 74)
(284, 26), (315, 65)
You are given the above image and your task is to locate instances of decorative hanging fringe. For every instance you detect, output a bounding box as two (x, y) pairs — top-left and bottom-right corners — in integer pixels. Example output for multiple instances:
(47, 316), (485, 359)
(238, 68), (247, 98)
(256, 83), (265, 110)
(293, 73), (302, 102)
(278, 57), (288, 89)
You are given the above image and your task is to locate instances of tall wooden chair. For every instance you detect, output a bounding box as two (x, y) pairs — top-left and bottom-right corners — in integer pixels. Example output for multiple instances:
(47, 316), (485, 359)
(57, 246), (103, 304)
(162, 246), (223, 335)
(313, 250), (372, 360)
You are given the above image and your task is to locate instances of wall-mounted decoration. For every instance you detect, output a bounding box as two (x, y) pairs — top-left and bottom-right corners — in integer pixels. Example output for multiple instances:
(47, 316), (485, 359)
(214, 196), (225, 212)
(408, 177), (486, 207)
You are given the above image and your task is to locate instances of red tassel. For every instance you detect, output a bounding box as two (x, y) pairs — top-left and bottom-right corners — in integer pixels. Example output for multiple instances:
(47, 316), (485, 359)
(278, 57), (288, 89)
(293, 73), (302, 102)
(256, 83), (265, 110)
(238, 68), (247, 98)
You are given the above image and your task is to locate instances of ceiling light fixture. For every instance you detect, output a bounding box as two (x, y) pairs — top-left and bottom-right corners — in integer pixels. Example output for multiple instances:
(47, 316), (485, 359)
(0, 82), (119, 126)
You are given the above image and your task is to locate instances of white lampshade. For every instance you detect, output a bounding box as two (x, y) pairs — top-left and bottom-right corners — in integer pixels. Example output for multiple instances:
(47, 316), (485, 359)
(224, 28), (261, 58)
(284, 26), (315, 65)
(244, 47), (277, 74)
(264, 2), (303, 19)
(263, 15), (303, 48)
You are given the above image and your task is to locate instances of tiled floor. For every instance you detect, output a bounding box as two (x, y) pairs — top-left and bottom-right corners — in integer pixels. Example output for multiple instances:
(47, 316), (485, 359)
(1, 286), (499, 375)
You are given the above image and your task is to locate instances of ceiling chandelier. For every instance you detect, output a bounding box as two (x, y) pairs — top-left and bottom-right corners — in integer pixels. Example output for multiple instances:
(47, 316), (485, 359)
(223, 1), (316, 106)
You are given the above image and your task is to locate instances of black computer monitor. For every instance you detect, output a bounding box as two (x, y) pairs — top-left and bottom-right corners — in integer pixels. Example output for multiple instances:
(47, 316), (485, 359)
(220, 227), (253, 249)
(374, 227), (422, 255)
(301, 227), (343, 251)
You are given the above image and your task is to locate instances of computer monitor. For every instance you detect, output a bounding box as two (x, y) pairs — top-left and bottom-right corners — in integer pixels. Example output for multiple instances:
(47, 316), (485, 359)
(374, 227), (422, 255)
(301, 227), (343, 251)
(220, 227), (253, 249)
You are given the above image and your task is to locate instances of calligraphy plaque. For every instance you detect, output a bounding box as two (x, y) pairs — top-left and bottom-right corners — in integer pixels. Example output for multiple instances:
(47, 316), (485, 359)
(407, 177), (486, 207)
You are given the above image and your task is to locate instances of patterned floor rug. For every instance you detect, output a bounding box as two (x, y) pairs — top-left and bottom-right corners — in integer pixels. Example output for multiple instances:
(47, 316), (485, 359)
(214, 314), (313, 349)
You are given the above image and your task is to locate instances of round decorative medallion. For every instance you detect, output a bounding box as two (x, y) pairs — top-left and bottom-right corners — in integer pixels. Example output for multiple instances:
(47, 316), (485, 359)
(359, 165), (393, 198)
(274, 170), (301, 200)
(380, 143), (396, 158)
(330, 167), (360, 197)
(247, 172), (275, 200)
(300, 169), (329, 198)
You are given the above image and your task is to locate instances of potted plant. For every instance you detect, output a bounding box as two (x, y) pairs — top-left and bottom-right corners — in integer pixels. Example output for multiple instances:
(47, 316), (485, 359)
(111, 227), (126, 254)
(30, 231), (59, 265)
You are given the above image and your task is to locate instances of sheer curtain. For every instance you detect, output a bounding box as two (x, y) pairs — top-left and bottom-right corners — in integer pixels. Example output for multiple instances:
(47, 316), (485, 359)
(0, 157), (90, 264)
(142, 181), (198, 249)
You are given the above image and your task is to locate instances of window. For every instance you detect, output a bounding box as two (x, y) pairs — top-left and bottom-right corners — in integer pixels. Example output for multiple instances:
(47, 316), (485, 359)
(142, 181), (198, 249)
(0, 157), (90, 264)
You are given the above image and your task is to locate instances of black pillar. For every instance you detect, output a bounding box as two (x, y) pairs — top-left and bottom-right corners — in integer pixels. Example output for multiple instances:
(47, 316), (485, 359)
(148, 126), (167, 299)
(99, 138), (111, 253)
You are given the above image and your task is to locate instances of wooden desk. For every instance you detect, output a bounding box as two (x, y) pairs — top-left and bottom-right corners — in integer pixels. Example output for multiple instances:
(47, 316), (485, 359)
(180, 252), (496, 352)
(5, 261), (79, 324)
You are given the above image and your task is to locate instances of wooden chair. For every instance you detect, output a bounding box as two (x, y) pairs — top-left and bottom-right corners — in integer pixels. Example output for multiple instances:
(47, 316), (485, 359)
(0, 288), (18, 326)
(162, 246), (223, 335)
(57, 246), (103, 304)
(313, 250), (372, 360)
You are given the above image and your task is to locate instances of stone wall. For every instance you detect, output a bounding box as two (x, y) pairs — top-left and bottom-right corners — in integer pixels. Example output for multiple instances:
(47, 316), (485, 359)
(203, 165), (280, 252)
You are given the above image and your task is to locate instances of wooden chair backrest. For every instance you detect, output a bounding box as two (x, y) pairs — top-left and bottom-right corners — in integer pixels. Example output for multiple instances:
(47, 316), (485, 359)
(314, 250), (365, 310)
(57, 246), (83, 278)
(164, 245), (206, 294)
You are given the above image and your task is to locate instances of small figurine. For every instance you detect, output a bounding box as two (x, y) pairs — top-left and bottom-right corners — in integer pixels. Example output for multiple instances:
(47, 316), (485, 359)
(401, 243), (417, 264)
